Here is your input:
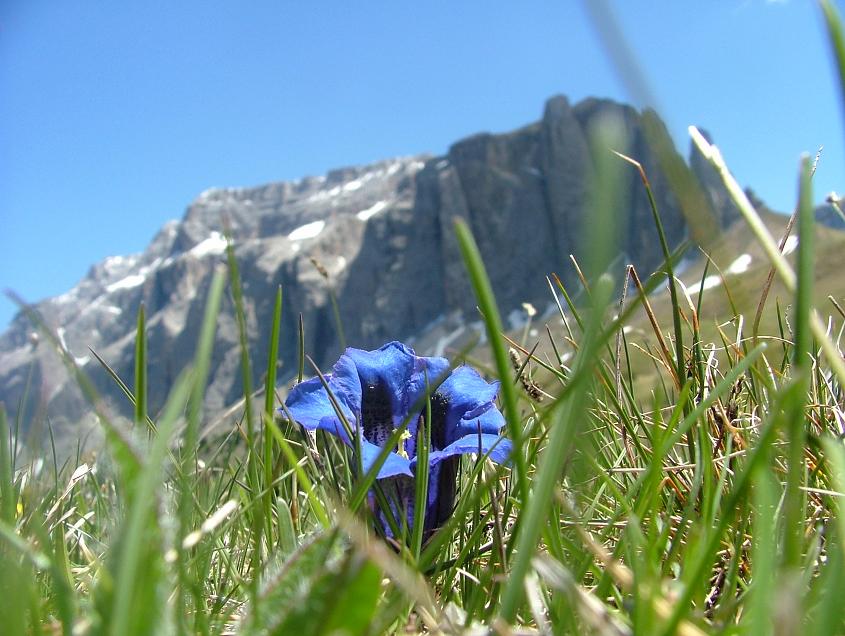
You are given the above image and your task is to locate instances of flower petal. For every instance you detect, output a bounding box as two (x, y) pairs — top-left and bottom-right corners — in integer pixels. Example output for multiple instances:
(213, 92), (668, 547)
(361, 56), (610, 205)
(328, 353), (363, 413)
(433, 365), (503, 445)
(344, 341), (417, 426)
(312, 415), (349, 438)
(283, 376), (352, 430)
(360, 439), (414, 478)
(414, 433), (512, 469)
(405, 354), (451, 413)
(283, 352), (363, 432)
(454, 406), (506, 439)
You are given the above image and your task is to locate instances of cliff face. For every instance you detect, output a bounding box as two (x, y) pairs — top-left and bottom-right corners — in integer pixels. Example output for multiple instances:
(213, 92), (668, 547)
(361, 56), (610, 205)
(0, 96), (736, 448)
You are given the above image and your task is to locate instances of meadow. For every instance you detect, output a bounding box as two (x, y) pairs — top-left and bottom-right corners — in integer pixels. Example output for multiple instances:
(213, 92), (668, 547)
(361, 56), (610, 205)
(4, 3), (845, 634)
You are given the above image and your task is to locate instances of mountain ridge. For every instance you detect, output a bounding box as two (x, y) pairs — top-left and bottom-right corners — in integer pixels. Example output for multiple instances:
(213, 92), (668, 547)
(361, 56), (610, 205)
(0, 95), (744, 452)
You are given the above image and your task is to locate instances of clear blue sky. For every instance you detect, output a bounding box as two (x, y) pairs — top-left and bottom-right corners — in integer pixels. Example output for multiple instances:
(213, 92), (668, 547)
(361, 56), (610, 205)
(1, 1), (843, 329)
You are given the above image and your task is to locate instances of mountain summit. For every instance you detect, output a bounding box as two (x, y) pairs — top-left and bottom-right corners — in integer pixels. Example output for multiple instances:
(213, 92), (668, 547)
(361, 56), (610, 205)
(0, 96), (738, 450)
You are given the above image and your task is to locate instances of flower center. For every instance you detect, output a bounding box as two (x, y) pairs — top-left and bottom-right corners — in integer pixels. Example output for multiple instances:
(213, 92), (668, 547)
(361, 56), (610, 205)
(361, 381), (394, 447)
(429, 392), (450, 452)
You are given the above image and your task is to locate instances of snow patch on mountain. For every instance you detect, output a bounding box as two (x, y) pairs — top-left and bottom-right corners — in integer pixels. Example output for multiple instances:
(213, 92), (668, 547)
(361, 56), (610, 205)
(306, 186), (343, 203)
(727, 254), (752, 275)
(356, 201), (387, 221)
(106, 274), (146, 293)
(190, 231), (227, 258)
(103, 255), (137, 272)
(683, 254), (753, 296)
(55, 289), (79, 305)
(288, 220), (325, 241)
(56, 327), (68, 352)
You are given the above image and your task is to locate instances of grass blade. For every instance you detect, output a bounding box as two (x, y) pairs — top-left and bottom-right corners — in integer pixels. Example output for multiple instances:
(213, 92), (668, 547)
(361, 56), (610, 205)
(133, 303), (147, 428)
(453, 219), (528, 502)
(821, 0), (845, 141)
(0, 406), (14, 525)
(782, 156), (814, 570)
(263, 285), (283, 534)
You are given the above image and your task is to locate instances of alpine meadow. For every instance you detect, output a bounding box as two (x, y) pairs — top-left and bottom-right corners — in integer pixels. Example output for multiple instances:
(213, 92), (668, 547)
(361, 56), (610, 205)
(4, 3), (845, 635)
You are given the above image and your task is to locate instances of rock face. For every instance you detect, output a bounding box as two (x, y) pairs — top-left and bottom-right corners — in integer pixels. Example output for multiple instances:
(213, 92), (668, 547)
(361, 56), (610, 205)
(0, 95), (737, 450)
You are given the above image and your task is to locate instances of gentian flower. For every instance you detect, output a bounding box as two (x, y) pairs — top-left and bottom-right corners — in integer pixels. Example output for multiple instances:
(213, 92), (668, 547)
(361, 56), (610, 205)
(283, 341), (511, 537)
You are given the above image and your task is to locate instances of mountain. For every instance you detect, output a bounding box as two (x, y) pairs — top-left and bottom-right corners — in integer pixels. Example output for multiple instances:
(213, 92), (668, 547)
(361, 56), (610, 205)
(0, 95), (739, 452)
(815, 194), (845, 230)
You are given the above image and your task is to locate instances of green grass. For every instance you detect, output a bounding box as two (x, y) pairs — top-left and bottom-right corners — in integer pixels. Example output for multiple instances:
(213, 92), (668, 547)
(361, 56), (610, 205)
(4, 2), (845, 634)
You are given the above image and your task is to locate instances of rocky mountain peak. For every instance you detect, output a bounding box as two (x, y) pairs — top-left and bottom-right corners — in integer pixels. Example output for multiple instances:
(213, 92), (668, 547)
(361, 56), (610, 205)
(1, 96), (740, 453)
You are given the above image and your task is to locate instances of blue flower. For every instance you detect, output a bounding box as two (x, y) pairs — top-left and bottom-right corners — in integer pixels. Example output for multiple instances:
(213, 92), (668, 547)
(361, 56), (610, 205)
(283, 341), (511, 536)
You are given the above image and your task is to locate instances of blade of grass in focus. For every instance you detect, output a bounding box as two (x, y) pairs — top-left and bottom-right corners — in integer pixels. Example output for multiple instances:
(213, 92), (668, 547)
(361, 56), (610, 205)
(782, 156), (814, 572)
(453, 219), (528, 504)
(262, 286), (283, 539)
